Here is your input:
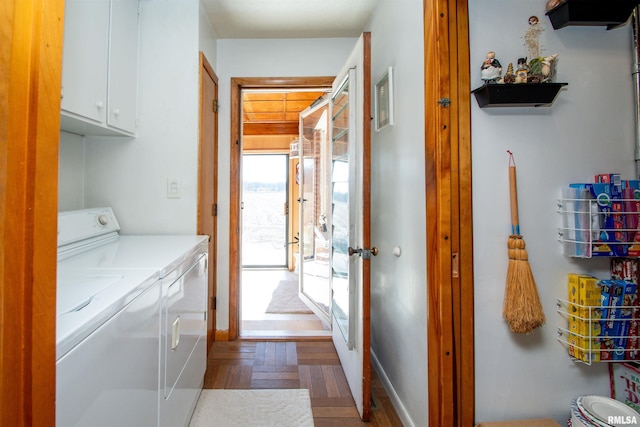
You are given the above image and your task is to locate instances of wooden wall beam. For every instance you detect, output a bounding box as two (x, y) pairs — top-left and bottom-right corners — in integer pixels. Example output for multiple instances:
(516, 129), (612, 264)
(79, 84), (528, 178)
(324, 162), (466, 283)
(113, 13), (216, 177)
(1, 0), (64, 425)
(452, 1), (474, 425)
(425, 0), (473, 426)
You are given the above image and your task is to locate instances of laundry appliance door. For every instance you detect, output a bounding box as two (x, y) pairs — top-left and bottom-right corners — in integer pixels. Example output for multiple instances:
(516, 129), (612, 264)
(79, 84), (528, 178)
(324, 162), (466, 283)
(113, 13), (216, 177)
(56, 279), (161, 427)
(160, 253), (208, 427)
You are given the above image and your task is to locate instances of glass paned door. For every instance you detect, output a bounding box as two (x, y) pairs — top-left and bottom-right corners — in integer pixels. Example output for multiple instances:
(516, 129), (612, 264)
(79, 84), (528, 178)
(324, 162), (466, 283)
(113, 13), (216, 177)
(298, 97), (331, 326)
(331, 71), (357, 348)
(328, 33), (371, 420)
(241, 154), (288, 268)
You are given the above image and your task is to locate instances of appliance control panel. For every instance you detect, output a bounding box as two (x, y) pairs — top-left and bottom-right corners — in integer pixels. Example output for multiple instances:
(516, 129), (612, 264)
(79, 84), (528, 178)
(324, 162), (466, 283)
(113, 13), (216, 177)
(58, 207), (121, 248)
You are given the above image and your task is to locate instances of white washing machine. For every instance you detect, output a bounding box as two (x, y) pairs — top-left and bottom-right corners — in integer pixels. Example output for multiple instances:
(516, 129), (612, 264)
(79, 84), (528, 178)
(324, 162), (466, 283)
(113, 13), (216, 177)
(56, 207), (208, 427)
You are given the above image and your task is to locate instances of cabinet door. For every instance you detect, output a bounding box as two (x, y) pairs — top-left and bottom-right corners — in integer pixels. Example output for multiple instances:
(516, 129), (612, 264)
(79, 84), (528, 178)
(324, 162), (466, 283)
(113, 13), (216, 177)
(160, 254), (207, 427)
(108, 0), (139, 134)
(61, 0), (109, 124)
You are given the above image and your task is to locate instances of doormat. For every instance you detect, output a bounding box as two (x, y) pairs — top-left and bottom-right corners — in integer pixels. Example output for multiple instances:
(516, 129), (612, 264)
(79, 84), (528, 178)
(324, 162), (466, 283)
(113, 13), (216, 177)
(265, 280), (313, 314)
(188, 389), (314, 427)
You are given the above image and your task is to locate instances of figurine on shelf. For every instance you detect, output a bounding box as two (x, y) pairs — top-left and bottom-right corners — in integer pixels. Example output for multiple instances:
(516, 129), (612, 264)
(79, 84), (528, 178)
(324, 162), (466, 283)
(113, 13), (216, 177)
(514, 57), (528, 84)
(545, 0), (564, 11)
(502, 63), (516, 84)
(541, 53), (559, 82)
(480, 51), (502, 84)
(527, 53), (559, 83)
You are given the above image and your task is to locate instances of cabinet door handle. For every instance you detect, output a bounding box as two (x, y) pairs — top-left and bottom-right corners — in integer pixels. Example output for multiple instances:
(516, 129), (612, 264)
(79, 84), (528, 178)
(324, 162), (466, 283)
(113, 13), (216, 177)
(171, 316), (180, 350)
(96, 100), (104, 109)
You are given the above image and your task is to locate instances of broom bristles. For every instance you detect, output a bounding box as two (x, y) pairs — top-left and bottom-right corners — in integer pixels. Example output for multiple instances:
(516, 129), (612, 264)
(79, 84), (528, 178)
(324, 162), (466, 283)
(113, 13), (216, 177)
(503, 235), (546, 334)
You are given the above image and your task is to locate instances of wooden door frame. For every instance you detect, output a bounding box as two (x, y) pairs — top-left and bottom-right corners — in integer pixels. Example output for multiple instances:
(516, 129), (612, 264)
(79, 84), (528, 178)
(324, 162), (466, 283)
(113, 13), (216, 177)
(360, 32), (373, 421)
(198, 52), (219, 353)
(425, 0), (474, 426)
(1, 0), (65, 425)
(228, 76), (334, 340)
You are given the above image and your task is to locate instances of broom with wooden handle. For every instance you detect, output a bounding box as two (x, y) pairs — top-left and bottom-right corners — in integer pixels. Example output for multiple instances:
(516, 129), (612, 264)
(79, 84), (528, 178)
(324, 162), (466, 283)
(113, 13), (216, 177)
(503, 151), (545, 333)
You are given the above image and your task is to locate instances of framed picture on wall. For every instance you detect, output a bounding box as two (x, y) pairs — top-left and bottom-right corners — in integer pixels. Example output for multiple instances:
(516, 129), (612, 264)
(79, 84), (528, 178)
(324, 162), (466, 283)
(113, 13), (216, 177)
(374, 66), (394, 131)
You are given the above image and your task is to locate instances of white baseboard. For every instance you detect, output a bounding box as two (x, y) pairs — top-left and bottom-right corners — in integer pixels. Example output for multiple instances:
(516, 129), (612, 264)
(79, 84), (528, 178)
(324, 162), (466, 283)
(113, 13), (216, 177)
(370, 349), (415, 427)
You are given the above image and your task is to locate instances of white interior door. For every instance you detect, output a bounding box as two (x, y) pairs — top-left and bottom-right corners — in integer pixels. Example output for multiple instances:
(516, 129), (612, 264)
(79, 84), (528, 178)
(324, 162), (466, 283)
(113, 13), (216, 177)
(329, 32), (372, 421)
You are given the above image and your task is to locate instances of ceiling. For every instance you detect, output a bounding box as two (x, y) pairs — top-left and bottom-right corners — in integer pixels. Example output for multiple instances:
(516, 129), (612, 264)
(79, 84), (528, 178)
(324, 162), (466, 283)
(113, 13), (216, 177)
(242, 91), (326, 136)
(201, 0), (377, 39)
(206, 0), (376, 137)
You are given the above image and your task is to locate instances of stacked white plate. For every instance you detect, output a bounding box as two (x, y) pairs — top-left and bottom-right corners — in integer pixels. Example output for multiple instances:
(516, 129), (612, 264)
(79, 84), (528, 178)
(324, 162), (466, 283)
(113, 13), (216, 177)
(570, 395), (640, 427)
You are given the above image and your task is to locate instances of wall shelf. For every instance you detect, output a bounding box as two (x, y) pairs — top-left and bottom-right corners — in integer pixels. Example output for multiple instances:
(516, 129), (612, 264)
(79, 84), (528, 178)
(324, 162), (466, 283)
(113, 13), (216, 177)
(545, 0), (640, 30)
(471, 83), (567, 108)
(557, 298), (640, 365)
(557, 193), (640, 258)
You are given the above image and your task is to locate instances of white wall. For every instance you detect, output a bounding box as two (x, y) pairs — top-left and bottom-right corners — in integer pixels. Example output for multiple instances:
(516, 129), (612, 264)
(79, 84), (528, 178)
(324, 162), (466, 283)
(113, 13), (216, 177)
(199, 0), (217, 69)
(470, 1), (636, 423)
(214, 37), (358, 330)
(367, 1), (427, 426)
(83, 0), (203, 234)
(59, 131), (86, 211)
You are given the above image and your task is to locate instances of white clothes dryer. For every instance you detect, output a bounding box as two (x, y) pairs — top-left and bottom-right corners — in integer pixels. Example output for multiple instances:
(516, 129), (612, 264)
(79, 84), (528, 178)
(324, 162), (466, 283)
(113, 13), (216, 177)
(56, 207), (208, 427)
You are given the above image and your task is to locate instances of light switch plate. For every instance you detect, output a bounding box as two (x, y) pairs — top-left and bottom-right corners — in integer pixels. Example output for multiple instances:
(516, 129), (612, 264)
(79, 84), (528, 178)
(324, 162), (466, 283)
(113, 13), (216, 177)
(167, 178), (181, 199)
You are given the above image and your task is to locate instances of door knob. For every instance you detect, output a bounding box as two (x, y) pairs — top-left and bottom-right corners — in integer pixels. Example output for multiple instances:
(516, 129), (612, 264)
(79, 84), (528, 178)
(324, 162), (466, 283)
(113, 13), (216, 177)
(348, 246), (378, 259)
(348, 247), (361, 256)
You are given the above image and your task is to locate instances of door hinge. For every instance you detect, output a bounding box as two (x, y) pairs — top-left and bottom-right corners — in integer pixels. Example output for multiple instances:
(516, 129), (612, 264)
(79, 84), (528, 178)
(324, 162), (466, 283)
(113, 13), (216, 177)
(438, 98), (451, 107)
(212, 100), (219, 113)
(212, 203), (217, 216)
(211, 296), (216, 310)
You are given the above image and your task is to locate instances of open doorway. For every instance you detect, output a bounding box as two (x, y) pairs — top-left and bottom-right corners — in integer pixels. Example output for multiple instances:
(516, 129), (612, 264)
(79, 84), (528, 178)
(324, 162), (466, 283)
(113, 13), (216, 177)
(241, 154), (288, 268)
(238, 88), (332, 338)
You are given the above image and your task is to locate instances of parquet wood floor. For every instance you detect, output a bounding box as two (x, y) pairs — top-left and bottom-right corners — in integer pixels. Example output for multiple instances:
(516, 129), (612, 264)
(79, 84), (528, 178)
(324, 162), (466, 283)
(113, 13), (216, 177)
(205, 340), (404, 426)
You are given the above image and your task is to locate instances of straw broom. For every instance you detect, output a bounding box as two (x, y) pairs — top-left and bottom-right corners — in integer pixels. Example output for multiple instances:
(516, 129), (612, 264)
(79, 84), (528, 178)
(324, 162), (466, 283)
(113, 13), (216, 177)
(503, 151), (545, 333)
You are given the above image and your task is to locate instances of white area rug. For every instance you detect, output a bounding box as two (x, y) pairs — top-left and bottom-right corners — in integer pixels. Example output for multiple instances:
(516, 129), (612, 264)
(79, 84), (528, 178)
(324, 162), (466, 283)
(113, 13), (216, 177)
(265, 280), (313, 314)
(189, 389), (314, 427)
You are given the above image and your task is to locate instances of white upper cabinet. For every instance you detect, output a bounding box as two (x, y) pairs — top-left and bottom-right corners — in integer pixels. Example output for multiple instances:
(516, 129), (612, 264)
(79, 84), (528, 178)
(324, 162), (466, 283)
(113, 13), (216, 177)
(107, 0), (139, 134)
(61, 0), (139, 136)
(61, 0), (110, 126)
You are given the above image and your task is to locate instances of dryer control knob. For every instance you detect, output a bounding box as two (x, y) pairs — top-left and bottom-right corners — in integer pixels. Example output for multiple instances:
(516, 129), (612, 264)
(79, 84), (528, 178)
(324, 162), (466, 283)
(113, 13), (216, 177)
(97, 214), (109, 226)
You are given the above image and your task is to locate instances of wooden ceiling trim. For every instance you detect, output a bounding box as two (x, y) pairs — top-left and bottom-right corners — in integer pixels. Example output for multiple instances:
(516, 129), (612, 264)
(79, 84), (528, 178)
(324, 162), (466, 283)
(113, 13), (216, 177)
(243, 122), (299, 135)
(242, 135), (296, 152)
(243, 93), (285, 101)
